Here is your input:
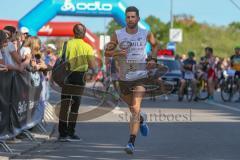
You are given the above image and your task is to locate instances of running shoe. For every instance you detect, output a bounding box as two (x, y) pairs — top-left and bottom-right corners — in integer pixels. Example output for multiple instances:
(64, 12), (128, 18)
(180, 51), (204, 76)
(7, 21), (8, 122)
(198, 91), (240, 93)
(140, 112), (149, 136)
(124, 143), (134, 154)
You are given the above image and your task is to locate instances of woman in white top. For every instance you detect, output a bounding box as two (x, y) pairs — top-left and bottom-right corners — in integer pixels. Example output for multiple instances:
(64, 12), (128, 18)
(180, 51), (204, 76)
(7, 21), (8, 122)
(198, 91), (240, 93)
(20, 36), (32, 68)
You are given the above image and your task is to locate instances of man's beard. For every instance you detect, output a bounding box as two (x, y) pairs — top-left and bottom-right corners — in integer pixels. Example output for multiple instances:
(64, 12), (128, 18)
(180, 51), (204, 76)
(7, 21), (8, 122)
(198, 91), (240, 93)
(127, 23), (138, 29)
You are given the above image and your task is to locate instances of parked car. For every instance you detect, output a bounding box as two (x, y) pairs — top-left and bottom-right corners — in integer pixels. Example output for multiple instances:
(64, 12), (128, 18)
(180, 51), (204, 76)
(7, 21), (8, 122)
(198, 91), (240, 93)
(157, 56), (182, 93)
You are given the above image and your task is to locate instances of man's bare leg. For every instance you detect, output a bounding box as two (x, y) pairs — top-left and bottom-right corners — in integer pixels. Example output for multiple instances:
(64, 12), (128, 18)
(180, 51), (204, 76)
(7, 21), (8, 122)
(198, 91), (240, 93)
(120, 85), (145, 149)
(120, 93), (134, 131)
(208, 77), (215, 100)
(179, 79), (186, 101)
(130, 85), (145, 135)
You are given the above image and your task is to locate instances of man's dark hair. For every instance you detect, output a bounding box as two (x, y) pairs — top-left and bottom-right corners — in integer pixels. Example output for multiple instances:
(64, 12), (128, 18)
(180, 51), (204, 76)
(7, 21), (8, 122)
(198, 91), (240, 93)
(3, 26), (16, 35)
(0, 30), (7, 42)
(73, 23), (86, 39)
(0, 30), (7, 48)
(205, 47), (213, 53)
(125, 6), (139, 17)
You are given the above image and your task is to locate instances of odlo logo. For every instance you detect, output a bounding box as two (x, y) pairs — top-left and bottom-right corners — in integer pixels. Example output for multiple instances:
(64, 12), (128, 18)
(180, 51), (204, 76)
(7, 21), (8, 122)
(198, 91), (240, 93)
(61, 0), (113, 12)
(30, 72), (40, 87)
(18, 101), (27, 116)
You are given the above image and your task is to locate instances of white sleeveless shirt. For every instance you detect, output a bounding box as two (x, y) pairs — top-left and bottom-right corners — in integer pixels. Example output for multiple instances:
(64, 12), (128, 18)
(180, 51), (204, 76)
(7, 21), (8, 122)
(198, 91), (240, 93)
(115, 27), (149, 81)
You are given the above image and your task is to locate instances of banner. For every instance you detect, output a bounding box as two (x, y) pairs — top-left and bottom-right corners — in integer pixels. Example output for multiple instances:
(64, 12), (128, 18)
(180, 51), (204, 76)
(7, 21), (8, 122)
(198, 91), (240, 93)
(27, 72), (43, 128)
(0, 72), (14, 139)
(11, 72), (43, 132)
(0, 71), (43, 140)
(11, 72), (30, 132)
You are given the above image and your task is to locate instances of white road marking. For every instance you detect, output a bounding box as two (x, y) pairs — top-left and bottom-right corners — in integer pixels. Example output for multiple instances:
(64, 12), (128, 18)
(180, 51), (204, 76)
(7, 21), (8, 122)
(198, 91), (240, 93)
(205, 101), (240, 112)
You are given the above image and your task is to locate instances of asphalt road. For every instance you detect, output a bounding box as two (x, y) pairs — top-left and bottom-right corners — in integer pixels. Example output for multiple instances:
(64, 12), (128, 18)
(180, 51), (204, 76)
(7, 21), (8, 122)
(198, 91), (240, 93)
(12, 89), (240, 160)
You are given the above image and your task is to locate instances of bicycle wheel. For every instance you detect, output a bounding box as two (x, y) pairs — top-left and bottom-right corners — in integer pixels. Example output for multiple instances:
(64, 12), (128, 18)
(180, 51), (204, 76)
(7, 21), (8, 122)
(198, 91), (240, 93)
(186, 80), (194, 102)
(92, 80), (107, 99)
(220, 78), (233, 102)
(197, 79), (208, 100)
(106, 82), (121, 103)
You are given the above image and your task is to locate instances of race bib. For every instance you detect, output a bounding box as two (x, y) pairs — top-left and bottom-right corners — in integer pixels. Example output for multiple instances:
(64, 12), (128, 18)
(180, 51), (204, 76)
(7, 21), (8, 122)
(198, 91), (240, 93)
(226, 69), (236, 77)
(184, 72), (194, 80)
(127, 53), (146, 63)
(115, 56), (147, 81)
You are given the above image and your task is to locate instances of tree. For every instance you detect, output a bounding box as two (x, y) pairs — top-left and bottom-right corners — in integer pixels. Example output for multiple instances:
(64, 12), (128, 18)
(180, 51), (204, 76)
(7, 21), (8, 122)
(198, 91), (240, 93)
(229, 22), (240, 29)
(145, 15), (168, 44)
(229, 22), (240, 33)
(106, 20), (121, 35)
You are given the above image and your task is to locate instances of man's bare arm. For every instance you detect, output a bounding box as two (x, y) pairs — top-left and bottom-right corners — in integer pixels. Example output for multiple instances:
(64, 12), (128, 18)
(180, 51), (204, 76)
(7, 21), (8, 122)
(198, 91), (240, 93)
(147, 31), (158, 59)
(11, 50), (22, 65)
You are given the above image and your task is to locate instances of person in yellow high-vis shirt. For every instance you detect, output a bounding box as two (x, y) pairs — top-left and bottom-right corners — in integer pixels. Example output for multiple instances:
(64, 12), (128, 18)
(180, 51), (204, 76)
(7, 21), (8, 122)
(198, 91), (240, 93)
(58, 23), (97, 142)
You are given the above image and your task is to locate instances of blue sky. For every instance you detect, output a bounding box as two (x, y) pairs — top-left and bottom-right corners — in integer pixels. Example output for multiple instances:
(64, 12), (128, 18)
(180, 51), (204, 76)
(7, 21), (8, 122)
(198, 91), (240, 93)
(1, 0), (240, 32)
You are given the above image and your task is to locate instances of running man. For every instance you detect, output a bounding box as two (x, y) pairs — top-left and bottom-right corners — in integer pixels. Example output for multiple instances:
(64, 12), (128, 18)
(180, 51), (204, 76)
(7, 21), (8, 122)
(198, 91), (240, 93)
(105, 6), (158, 154)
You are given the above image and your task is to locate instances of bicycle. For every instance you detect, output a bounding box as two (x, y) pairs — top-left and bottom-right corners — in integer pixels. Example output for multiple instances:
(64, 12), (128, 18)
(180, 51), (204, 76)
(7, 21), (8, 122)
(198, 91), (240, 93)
(220, 69), (239, 102)
(92, 71), (120, 105)
(178, 71), (195, 102)
(185, 79), (194, 102)
(196, 73), (209, 101)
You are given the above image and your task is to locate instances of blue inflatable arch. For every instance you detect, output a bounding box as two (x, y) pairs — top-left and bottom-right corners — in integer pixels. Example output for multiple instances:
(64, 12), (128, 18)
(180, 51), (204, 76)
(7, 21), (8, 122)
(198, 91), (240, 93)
(19, 0), (150, 36)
